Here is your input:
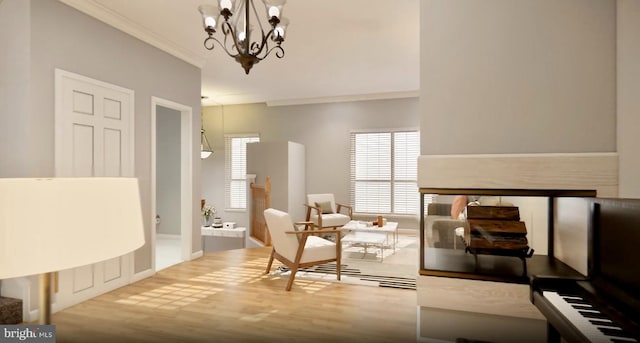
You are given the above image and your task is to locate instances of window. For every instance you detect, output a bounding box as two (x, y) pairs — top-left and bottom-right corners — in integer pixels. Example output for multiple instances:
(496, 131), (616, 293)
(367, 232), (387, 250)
(350, 130), (420, 215)
(225, 135), (259, 210)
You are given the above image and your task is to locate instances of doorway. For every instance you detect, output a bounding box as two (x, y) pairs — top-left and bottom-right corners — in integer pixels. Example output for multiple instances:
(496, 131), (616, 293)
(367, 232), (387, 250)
(155, 105), (182, 270)
(151, 97), (193, 271)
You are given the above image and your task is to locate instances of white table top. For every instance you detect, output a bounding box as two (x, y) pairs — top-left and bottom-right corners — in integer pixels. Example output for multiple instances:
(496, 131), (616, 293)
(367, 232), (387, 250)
(201, 226), (246, 238)
(341, 220), (398, 233)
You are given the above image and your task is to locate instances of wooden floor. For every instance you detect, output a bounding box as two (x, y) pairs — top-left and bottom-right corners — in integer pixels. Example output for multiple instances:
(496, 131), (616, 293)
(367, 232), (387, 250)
(51, 247), (418, 343)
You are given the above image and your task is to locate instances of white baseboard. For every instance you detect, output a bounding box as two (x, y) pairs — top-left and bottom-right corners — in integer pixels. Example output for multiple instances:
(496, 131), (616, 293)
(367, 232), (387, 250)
(191, 250), (203, 260)
(156, 233), (181, 240)
(247, 236), (265, 248)
(131, 268), (154, 283)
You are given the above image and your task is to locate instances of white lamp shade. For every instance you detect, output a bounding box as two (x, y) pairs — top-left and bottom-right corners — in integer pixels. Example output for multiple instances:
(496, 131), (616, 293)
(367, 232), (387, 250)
(0, 178), (145, 279)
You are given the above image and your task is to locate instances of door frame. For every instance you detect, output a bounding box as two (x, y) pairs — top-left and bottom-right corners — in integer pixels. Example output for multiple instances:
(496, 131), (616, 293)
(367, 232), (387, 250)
(151, 96), (194, 268)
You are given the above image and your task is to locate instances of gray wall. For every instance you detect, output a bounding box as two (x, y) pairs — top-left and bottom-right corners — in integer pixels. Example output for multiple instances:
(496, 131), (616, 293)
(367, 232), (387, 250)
(247, 141), (291, 215)
(420, 0), (616, 155)
(0, 0), (202, 272)
(156, 106), (181, 235)
(0, 0), (32, 177)
(201, 98), (420, 228)
(288, 142), (306, 222)
(247, 141), (306, 221)
(617, 0), (640, 198)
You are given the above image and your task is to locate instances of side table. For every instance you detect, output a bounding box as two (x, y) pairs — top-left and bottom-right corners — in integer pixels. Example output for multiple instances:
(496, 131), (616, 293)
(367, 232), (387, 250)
(202, 226), (246, 253)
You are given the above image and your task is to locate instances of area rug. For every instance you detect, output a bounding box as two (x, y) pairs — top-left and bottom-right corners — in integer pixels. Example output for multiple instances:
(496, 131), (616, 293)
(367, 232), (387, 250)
(271, 234), (418, 290)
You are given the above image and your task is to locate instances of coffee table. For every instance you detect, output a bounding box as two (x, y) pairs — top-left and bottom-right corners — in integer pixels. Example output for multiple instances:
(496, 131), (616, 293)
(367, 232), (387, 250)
(340, 221), (399, 262)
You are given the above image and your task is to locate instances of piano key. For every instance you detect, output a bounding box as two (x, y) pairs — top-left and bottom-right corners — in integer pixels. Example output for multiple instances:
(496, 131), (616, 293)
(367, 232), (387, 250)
(557, 290), (580, 296)
(566, 297), (592, 305)
(599, 327), (637, 339)
(611, 339), (638, 343)
(561, 294), (584, 300)
(580, 310), (609, 320)
(543, 290), (620, 342)
(591, 319), (617, 327)
(574, 304), (597, 310)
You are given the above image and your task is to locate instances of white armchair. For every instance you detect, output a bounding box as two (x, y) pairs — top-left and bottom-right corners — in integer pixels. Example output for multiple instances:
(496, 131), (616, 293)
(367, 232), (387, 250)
(304, 193), (352, 229)
(263, 208), (341, 291)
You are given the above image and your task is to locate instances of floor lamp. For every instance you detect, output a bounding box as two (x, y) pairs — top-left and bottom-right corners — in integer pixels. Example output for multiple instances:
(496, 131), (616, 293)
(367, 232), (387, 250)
(0, 178), (145, 324)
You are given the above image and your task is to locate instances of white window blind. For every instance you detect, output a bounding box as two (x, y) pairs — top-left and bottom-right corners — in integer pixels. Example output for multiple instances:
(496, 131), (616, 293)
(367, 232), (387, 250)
(350, 130), (420, 215)
(225, 135), (259, 210)
(393, 131), (419, 214)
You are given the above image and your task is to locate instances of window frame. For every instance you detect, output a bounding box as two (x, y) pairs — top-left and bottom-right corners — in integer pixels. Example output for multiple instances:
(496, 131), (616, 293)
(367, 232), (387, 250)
(349, 128), (420, 216)
(224, 133), (260, 211)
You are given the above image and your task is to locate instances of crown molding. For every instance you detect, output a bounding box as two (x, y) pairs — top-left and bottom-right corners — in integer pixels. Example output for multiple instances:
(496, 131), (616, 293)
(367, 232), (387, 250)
(58, 0), (205, 68)
(265, 90), (420, 107)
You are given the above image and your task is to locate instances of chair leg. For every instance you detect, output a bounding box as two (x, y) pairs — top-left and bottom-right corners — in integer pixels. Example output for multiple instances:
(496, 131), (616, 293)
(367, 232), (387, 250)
(265, 249), (275, 274)
(285, 266), (298, 291)
(336, 239), (341, 281)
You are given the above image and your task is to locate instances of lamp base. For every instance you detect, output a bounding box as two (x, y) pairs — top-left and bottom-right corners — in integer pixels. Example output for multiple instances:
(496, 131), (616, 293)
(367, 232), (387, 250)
(39, 273), (51, 325)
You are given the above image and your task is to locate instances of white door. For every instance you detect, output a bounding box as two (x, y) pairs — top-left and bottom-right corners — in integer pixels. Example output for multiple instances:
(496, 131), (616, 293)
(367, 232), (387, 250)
(53, 69), (135, 311)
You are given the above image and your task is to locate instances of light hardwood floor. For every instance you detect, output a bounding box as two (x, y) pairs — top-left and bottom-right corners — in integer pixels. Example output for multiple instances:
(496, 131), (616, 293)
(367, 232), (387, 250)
(51, 247), (418, 342)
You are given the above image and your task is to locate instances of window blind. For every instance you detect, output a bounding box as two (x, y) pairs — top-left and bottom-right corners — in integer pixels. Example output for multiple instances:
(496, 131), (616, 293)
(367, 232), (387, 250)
(393, 131), (419, 214)
(350, 130), (424, 215)
(225, 135), (259, 210)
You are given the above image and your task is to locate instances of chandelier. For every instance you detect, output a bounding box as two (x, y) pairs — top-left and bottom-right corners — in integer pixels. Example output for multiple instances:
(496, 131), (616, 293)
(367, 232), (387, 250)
(198, 0), (289, 74)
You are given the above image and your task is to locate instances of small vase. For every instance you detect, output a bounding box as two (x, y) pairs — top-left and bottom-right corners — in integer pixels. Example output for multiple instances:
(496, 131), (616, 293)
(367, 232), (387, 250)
(203, 217), (213, 227)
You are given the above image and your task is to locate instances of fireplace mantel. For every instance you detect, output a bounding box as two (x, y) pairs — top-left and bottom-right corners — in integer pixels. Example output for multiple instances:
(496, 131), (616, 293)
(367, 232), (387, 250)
(418, 152), (618, 197)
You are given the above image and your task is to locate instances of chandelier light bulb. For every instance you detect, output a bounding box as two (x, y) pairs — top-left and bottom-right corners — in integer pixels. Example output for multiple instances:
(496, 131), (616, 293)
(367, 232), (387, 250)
(273, 17), (288, 40)
(263, 0), (285, 25)
(274, 26), (284, 38)
(220, 0), (233, 11)
(199, 4), (219, 33)
(204, 16), (216, 29)
(268, 7), (280, 18)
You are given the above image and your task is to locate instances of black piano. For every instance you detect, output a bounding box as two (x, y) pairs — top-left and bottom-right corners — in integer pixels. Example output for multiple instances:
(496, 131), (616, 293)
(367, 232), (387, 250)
(531, 198), (640, 342)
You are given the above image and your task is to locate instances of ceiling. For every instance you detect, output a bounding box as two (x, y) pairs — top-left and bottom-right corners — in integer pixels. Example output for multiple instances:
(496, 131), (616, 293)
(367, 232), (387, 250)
(59, 0), (420, 106)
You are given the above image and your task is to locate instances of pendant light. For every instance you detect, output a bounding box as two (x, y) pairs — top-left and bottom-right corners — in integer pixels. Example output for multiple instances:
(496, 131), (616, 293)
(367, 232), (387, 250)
(201, 129), (213, 159)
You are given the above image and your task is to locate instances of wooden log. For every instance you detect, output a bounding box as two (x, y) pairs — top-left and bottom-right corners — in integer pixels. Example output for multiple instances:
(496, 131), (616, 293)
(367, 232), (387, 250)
(466, 236), (529, 250)
(467, 219), (527, 236)
(466, 206), (520, 220)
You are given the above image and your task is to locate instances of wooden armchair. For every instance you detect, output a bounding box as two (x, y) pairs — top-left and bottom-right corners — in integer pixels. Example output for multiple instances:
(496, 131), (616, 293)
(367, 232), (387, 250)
(304, 193), (352, 230)
(263, 208), (341, 291)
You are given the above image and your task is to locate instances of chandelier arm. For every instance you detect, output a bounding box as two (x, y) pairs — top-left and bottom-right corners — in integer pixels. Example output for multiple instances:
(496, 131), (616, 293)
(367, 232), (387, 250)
(220, 21), (242, 58)
(205, 34), (241, 59)
(242, 0), (271, 57)
(203, 36), (223, 51)
(261, 45), (285, 60)
(249, 27), (276, 58)
(249, 0), (266, 31)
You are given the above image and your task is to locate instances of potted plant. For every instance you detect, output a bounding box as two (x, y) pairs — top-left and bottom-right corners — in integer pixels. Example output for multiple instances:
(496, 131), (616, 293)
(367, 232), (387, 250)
(202, 205), (216, 227)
